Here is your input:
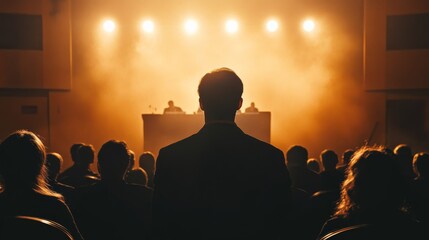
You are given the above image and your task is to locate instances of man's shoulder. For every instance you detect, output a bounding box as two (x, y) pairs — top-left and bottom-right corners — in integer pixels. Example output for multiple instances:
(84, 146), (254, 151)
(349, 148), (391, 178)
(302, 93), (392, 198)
(242, 132), (283, 154)
(161, 134), (198, 151)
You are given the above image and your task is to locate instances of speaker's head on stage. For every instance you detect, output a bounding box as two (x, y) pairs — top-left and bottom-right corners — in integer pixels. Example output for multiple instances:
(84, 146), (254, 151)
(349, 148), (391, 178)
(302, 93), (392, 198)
(198, 67), (243, 121)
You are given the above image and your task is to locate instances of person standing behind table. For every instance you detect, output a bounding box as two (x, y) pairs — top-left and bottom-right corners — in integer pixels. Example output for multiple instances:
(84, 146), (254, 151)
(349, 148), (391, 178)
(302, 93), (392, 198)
(163, 100), (184, 114)
(152, 67), (292, 240)
(245, 102), (259, 113)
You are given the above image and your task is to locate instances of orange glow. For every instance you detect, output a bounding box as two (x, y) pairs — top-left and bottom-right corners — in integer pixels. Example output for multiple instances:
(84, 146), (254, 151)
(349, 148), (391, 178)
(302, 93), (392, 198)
(102, 19), (116, 32)
(302, 19), (316, 32)
(225, 19), (239, 33)
(48, 0), (369, 170)
(184, 18), (198, 34)
(266, 19), (279, 32)
(141, 20), (155, 33)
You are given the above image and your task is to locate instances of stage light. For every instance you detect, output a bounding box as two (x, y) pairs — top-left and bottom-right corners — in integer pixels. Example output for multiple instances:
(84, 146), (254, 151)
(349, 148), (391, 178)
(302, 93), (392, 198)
(302, 19), (315, 32)
(184, 19), (198, 34)
(141, 20), (155, 33)
(225, 19), (239, 33)
(102, 19), (116, 33)
(266, 19), (279, 32)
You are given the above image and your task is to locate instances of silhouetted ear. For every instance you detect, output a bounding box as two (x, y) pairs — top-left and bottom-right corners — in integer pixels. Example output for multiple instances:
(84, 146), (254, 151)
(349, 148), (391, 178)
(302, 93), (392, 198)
(237, 98), (243, 110)
(199, 98), (205, 110)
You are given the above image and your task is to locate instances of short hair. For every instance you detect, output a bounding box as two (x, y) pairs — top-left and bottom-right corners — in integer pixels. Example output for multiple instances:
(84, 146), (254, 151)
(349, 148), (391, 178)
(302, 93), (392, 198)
(46, 152), (63, 180)
(307, 158), (320, 173)
(342, 149), (355, 165)
(70, 143), (84, 162)
(393, 144), (412, 159)
(320, 149), (339, 170)
(78, 144), (95, 165)
(98, 140), (130, 179)
(126, 167), (148, 186)
(198, 67), (243, 114)
(286, 145), (308, 167)
(139, 151), (156, 173)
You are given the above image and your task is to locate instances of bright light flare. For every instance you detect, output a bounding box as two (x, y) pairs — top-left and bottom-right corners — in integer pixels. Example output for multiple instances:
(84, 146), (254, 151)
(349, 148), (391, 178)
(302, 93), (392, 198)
(141, 20), (155, 33)
(266, 19), (279, 32)
(302, 19), (316, 32)
(225, 19), (239, 33)
(184, 19), (198, 34)
(102, 19), (116, 33)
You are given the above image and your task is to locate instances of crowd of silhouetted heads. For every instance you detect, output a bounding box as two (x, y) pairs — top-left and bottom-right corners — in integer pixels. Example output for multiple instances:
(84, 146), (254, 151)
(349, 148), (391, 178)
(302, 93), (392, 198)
(0, 129), (427, 239)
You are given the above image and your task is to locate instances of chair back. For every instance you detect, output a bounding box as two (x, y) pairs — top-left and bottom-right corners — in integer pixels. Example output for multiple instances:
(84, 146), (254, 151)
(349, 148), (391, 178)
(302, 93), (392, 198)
(320, 224), (371, 240)
(320, 223), (423, 240)
(0, 215), (74, 240)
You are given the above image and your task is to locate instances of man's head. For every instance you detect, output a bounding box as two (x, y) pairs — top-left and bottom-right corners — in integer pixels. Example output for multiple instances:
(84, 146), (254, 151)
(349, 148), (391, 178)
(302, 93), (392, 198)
(78, 144), (95, 166)
(198, 67), (243, 120)
(97, 140), (130, 181)
(46, 152), (63, 181)
(70, 143), (84, 163)
(286, 145), (308, 168)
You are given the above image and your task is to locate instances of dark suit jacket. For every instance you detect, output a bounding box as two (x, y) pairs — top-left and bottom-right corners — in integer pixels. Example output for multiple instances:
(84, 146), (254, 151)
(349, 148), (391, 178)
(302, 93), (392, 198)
(72, 181), (153, 240)
(152, 122), (292, 240)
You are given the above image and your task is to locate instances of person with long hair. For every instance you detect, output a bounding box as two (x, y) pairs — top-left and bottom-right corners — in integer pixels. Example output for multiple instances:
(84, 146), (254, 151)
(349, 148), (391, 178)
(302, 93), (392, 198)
(0, 129), (83, 240)
(317, 145), (422, 239)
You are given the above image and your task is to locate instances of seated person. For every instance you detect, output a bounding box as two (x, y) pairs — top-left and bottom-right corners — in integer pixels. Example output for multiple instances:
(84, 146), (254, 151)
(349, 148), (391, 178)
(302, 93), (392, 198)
(317, 145), (423, 240)
(72, 140), (153, 240)
(163, 100), (184, 114)
(245, 102), (259, 113)
(0, 130), (83, 240)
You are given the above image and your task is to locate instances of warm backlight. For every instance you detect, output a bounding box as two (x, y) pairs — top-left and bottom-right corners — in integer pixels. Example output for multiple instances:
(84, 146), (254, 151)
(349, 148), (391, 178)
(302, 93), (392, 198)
(102, 19), (116, 32)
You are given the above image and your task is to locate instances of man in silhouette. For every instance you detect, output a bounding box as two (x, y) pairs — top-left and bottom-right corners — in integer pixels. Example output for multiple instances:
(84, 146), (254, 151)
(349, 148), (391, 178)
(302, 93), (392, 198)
(152, 67), (292, 240)
(58, 143), (100, 188)
(245, 102), (259, 113)
(72, 140), (153, 240)
(163, 100), (184, 114)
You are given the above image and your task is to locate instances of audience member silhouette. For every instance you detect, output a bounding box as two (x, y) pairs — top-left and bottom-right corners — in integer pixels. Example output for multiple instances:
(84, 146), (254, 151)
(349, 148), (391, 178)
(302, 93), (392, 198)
(408, 152), (429, 225)
(245, 102), (259, 113)
(152, 67), (292, 240)
(139, 151), (156, 188)
(307, 158), (321, 173)
(0, 130), (83, 240)
(317, 145), (423, 240)
(73, 140), (153, 240)
(289, 183), (313, 240)
(125, 167), (149, 187)
(58, 142), (84, 177)
(308, 150), (344, 239)
(319, 149), (344, 191)
(45, 152), (75, 205)
(58, 143), (100, 188)
(163, 100), (184, 114)
(337, 148), (355, 176)
(394, 144), (416, 182)
(286, 145), (321, 195)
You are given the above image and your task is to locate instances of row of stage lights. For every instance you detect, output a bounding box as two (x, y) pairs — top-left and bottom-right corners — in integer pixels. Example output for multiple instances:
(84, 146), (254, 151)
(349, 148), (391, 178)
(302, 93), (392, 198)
(101, 18), (317, 34)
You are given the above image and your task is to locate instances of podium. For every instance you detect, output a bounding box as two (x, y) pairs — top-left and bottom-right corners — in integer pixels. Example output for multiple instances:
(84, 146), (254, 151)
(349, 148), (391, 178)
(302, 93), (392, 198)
(142, 112), (271, 156)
